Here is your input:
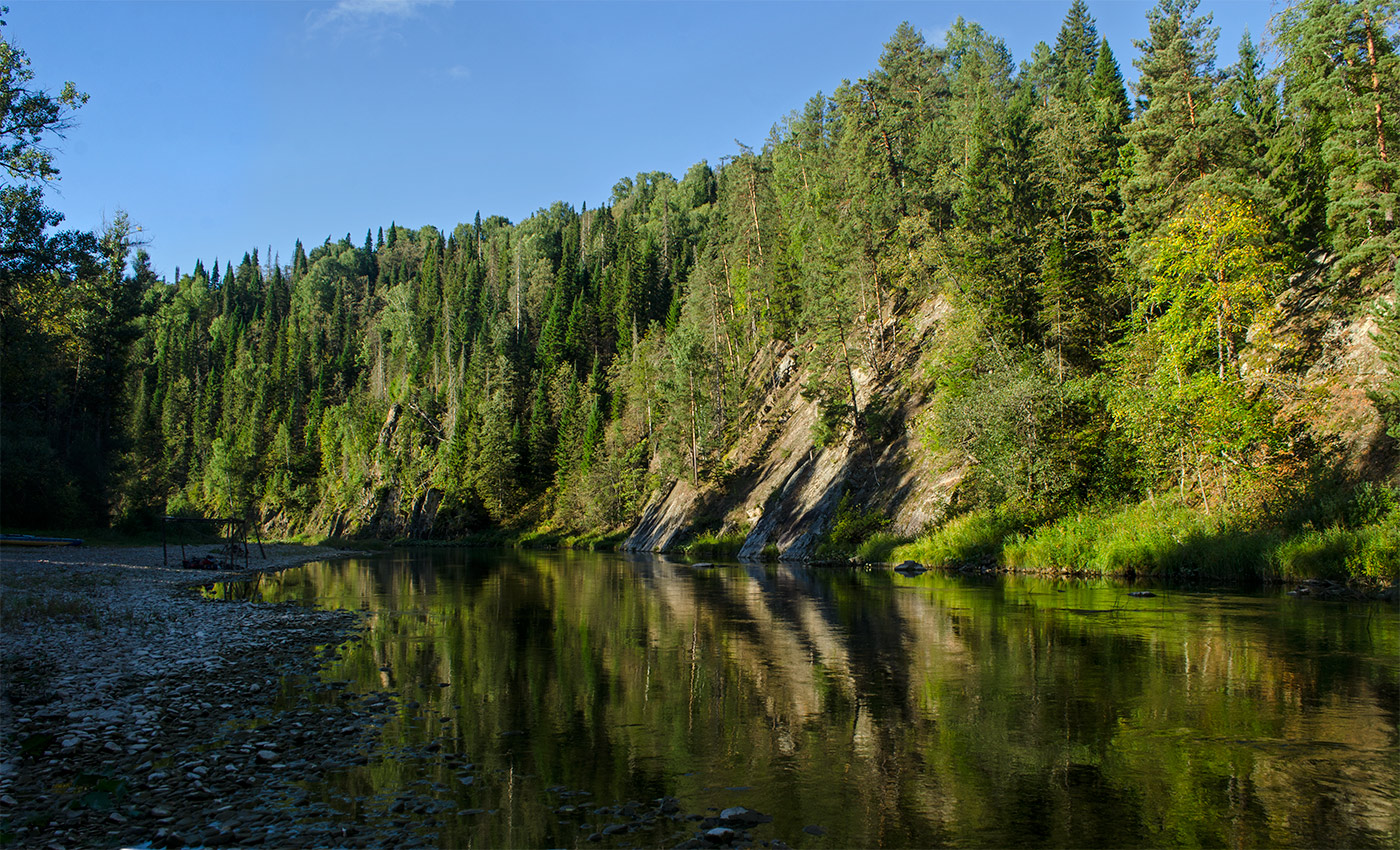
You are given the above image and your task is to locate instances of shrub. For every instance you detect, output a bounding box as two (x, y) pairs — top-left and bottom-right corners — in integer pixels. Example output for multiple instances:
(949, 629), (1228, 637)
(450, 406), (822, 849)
(815, 491), (890, 558)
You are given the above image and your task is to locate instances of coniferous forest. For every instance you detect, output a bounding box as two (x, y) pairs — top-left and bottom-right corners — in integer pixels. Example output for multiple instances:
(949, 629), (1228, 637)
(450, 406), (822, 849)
(3, 0), (1398, 577)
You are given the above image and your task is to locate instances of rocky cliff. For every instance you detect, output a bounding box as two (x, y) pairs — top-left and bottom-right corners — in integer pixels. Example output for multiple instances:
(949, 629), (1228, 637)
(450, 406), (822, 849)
(626, 297), (959, 560)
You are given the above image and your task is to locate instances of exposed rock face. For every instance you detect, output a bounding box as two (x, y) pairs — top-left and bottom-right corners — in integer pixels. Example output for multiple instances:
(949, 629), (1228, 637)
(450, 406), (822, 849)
(627, 480), (690, 553)
(1247, 262), (1396, 480)
(625, 298), (957, 560)
(736, 439), (851, 562)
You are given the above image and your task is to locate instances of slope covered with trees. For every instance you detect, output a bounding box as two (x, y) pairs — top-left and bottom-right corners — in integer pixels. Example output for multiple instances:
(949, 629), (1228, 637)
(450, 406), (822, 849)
(3, 0), (1397, 577)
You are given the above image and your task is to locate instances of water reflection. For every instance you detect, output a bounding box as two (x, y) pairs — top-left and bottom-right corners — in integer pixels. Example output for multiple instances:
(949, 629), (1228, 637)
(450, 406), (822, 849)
(218, 550), (1400, 848)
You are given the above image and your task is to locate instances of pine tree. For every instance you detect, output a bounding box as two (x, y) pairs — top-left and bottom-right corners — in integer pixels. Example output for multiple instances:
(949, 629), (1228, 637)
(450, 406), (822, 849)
(1273, 0), (1399, 281)
(1122, 0), (1230, 255)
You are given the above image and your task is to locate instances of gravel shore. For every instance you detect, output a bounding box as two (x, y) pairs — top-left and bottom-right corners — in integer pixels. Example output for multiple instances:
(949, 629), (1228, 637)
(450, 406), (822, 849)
(0, 542), (405, 849)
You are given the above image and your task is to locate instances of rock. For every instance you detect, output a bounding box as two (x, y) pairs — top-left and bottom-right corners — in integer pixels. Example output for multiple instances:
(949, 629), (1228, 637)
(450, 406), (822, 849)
(894, 560), (926, 574)
(602, 823), (630, 835)
(720, 806), (772, 825)
(704, 826), (736, 842)
(1127, 591), (1156, 598)
(256, 750), (278, 763)
(803, 824), (827, 836)
(691, 562), (715, 569)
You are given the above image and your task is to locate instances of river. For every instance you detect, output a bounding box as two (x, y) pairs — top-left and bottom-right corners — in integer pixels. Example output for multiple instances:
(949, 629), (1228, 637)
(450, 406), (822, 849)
(212, 549), (1399, 848)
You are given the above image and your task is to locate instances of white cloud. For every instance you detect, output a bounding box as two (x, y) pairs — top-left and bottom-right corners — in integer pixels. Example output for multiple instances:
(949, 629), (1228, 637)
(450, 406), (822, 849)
(446, 65), (471, 80)
(307, 0), (452, 33)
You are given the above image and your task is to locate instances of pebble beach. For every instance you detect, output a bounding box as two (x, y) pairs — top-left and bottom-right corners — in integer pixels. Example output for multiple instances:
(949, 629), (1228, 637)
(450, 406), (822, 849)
(0, 542), (414, 849)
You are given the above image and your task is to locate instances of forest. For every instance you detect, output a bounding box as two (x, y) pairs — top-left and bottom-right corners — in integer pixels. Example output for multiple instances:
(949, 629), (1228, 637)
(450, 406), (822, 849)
(2, 0), (1397, 578)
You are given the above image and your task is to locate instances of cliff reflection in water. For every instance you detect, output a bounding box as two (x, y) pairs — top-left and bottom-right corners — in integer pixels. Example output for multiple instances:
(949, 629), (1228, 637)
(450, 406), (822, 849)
(245, 550), (1399, 849)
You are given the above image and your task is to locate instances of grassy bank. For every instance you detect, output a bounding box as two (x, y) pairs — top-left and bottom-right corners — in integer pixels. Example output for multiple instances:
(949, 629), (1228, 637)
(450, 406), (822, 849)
(888, 490), (1400, 583)
(680, 529), (749, 560)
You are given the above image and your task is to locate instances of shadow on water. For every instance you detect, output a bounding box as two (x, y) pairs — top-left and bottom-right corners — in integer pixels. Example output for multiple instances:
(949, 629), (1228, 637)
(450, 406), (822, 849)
(210, 550), (1400, 849)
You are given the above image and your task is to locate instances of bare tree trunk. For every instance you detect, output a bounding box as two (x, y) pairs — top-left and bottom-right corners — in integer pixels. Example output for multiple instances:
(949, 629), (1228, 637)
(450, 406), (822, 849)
(1365, 12), (1391, 168)
(688, 373), (699, 482)
(747, 163), (764, 262)
(833, 314), (863, 433)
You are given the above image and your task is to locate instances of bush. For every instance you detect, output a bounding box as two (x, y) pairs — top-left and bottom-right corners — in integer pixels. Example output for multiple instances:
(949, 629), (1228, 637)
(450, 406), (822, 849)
(815, 491), (890, 558)
(1344, 482), (1399, 528)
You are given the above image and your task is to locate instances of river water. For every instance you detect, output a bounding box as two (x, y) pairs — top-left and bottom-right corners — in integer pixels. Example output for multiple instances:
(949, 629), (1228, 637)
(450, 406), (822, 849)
(214, 549), (1399, 848)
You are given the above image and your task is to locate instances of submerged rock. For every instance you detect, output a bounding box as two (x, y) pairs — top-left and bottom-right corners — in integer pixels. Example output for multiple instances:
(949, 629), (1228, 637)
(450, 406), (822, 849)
(719, 806), (772, 825)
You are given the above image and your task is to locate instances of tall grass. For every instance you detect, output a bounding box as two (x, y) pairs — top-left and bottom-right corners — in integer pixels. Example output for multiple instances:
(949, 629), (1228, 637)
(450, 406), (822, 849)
(1002, 499), (1285, 579)
(1273, 518), (1400, 581)
(855, 531), (904, 563)
(891, 509), (1021, 567)
(682, 529), (748, 560)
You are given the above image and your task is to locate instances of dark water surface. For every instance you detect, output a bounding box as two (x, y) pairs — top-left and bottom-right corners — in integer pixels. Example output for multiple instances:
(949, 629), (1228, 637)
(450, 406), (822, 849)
(213, 550), (1399, 848)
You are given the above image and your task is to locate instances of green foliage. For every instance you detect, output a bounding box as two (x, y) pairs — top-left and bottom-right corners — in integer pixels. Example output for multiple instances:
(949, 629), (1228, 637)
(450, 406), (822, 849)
(1274, 517), (1400, 581)
(682, 528), (748, 560)
(1109, 196), (1286, 505)
(802, 375), (854, 447)
(891, 509), (1023, 567)
(854, 531), (905, 563)
(1002, 498), (1275, 577)
(1370, 295), (1400, 436)
(1271, 0), (1399, 281)
(816, 491), (891, 558)
(1001, 490), (1398, 581)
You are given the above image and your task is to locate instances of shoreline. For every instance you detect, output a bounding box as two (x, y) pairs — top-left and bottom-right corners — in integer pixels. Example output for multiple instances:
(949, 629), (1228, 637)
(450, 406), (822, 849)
(0, 543), (422, 849)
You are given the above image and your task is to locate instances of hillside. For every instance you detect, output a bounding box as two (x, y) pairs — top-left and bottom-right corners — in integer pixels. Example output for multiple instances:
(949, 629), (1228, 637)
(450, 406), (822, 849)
(2, 1), (1397, 578)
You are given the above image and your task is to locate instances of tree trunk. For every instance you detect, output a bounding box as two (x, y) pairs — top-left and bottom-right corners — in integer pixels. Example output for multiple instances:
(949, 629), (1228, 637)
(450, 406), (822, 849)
(1365, 12), (1390, 169)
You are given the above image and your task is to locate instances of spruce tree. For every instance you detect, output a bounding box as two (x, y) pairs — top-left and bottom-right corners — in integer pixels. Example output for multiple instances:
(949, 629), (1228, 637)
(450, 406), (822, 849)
(1051, 0), (1100, 101)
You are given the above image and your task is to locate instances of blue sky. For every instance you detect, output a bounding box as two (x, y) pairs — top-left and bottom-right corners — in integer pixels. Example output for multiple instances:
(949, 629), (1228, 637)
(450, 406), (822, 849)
(12, 0), (1277, 279)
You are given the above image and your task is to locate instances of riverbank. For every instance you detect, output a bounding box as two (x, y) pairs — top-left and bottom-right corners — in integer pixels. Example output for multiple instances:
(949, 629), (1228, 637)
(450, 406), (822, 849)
(0, 543), (428, 849)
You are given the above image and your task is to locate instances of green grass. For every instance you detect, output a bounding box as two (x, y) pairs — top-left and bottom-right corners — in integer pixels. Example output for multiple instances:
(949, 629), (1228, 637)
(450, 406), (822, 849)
(1273, 518), (1400, 581)
(813, 491), (895, 560)
(682, 529), (748, 560)
(893, 493), (1398, 583)
(855, 531), (905, 563)
(891, 509), (1022, 567)
(1002, 499), (1284, 579)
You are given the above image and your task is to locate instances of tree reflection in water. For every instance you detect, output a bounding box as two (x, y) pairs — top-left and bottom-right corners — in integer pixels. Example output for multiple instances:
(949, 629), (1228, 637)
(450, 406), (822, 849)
(232, 550), (1399, 849)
